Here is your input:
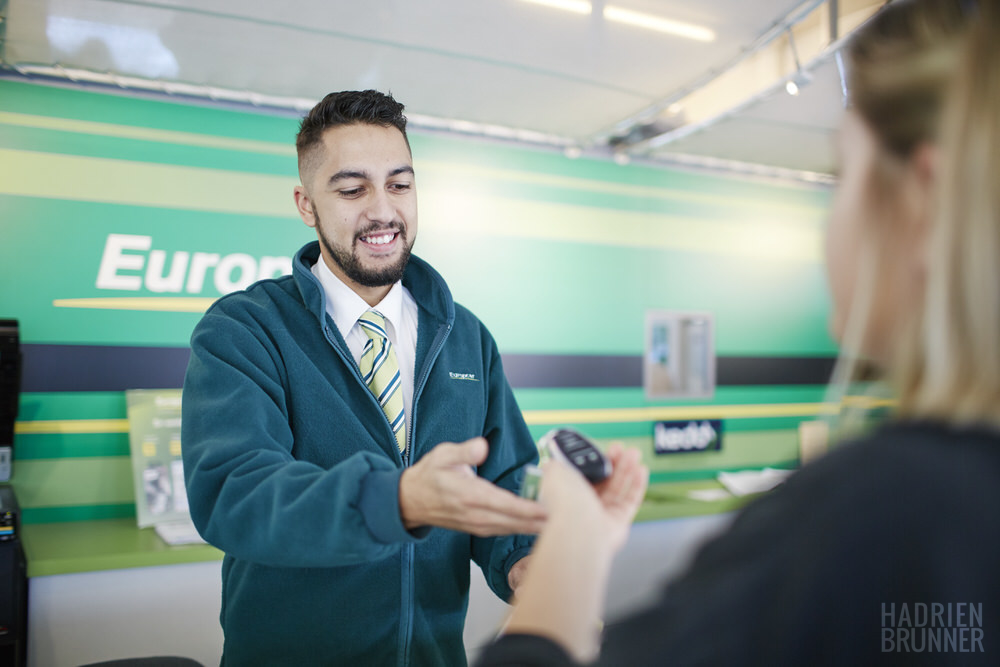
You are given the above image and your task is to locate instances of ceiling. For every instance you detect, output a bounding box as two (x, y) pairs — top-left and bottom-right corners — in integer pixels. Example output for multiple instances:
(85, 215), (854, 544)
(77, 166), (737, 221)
(0, 0), (885, 181)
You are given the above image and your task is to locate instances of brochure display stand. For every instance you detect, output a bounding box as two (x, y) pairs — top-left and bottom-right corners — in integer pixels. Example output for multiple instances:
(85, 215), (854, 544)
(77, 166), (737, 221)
(125, 389), (204, 545)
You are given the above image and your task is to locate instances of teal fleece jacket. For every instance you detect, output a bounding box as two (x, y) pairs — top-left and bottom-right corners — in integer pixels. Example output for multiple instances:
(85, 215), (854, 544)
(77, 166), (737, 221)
(182, 241), (537, 666)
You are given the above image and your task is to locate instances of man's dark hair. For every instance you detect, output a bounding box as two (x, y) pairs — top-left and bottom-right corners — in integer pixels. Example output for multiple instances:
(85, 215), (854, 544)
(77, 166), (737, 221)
(296, 90), (409, 181)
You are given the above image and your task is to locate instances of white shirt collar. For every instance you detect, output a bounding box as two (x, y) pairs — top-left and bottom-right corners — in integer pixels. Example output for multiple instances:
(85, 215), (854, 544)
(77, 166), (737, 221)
(310, 257), (405, 341)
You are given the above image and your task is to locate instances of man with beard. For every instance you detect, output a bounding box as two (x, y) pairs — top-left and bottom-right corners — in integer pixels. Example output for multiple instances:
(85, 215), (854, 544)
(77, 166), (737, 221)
(181, 90), (545, 666)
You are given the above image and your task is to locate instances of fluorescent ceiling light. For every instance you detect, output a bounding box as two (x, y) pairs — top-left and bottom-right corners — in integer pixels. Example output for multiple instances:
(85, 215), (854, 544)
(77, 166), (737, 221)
(520, 0), (592, 14)
(604, 5), (716, 42)
(519, 0), (714, 42)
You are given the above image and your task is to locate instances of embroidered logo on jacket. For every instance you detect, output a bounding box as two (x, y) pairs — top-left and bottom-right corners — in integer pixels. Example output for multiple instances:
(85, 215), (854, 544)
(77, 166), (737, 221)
(449, 372), (479, 381)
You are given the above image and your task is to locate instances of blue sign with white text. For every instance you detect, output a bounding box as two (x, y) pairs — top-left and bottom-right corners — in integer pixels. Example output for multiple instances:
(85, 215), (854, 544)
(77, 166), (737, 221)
(653, 420), (723, 454)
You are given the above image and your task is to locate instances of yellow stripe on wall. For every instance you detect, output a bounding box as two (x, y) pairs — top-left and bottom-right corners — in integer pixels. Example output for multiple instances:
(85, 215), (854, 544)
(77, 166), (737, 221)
(420, 192), (823, 263)
(522, 402), (837, 425)
(53, 297), (218, 313)
(15, 419), (131, 435)
(417, 160), (828, 219)
(0, 111), (297, 156)
(0, 147), (299, 218)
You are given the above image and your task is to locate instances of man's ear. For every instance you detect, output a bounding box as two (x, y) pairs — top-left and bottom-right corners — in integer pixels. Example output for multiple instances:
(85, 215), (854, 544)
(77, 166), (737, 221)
(293, 186), (317, 229)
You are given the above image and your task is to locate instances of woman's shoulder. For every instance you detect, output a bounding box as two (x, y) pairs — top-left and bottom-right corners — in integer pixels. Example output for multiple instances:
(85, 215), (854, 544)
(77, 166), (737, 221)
(792, 419), (1000, 505)
(699, 418), (1000, 565)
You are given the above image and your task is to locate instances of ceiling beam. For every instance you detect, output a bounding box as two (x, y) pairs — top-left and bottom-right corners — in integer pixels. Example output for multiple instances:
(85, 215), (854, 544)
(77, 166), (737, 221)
(600, 0), (882, 157)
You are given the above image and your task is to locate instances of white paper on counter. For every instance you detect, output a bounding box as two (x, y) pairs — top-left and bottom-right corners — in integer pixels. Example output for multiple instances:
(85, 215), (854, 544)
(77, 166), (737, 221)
(687, 488), (733, 502)
(717, 468), (793, 497)
(154, 518), (207, 546)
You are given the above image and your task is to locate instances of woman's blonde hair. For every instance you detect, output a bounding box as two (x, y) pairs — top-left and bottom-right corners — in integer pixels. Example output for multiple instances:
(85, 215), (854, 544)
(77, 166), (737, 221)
(894, 0), (1000, 424)
(848, 1), (967, 157)
(846, 0), (1000, 426)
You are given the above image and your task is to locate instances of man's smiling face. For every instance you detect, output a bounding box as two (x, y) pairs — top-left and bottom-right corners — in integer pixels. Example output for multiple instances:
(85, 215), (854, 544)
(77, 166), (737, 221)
(295, 122), (417, 297)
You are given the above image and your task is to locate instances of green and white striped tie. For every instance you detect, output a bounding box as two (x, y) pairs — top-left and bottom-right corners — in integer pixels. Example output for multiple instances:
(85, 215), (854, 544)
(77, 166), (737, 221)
(358, 310), (406, 453)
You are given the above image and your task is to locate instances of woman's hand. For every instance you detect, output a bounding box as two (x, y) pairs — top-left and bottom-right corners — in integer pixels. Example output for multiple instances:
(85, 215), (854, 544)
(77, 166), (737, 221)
(539, 443), (649, 555)
(500, 444), (648, 662)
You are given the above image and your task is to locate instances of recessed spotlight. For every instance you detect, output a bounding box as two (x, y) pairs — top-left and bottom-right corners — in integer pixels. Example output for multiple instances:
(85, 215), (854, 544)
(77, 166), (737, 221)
(785, 70), (812, 97)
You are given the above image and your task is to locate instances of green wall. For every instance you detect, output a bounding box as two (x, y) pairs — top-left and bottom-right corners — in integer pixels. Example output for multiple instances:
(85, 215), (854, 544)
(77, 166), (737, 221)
(0, 78), (837, 524)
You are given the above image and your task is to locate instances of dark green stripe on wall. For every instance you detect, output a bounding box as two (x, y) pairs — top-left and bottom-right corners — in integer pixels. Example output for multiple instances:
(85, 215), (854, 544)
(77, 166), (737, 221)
(21, 503), (136, 525)
(22, 343), (835, 391)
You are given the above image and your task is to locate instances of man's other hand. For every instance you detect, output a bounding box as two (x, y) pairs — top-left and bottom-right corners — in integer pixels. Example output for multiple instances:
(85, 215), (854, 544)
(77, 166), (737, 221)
(399, 438), (547, 536)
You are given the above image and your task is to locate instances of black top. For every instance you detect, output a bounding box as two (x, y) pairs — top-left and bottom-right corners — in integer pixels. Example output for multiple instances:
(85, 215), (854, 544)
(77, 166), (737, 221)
(476, 420), (1000, 666)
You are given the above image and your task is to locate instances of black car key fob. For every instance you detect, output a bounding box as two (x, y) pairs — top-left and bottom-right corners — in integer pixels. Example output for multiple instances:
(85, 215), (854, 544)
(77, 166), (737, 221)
(540, 428), (611, 484)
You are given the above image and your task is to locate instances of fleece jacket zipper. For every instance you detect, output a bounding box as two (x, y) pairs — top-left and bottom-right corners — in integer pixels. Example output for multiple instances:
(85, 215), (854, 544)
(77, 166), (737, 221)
(397, 320), (453, 666)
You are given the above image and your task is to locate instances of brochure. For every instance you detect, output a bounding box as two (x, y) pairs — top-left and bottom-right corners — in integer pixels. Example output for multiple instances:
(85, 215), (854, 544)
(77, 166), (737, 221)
(125, 388), (204, 545)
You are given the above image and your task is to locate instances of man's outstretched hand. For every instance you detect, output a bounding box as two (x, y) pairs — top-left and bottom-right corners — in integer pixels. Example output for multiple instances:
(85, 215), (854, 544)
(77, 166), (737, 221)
(399, 437), (547, 536)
